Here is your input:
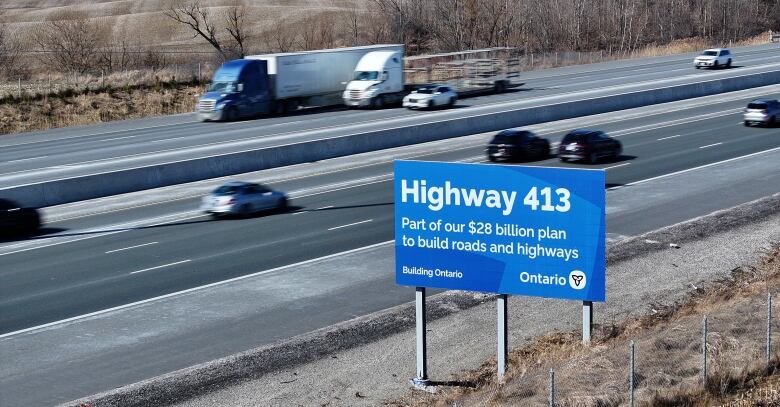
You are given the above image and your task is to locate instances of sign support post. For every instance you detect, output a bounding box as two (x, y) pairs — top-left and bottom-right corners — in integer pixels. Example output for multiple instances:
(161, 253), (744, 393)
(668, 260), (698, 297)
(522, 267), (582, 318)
(497, 294), (509, 382)
(582, 300), (593, 344)
(411, 286), (430, 387)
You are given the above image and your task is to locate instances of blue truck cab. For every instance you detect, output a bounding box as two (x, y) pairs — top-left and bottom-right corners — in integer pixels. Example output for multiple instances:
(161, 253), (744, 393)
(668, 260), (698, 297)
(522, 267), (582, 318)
(197, 59), (271, 121)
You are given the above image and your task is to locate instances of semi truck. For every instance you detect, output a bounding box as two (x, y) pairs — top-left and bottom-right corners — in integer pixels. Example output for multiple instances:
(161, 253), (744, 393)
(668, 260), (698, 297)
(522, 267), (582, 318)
(197, 44), (403, 121)
(343, 47), (523, 108)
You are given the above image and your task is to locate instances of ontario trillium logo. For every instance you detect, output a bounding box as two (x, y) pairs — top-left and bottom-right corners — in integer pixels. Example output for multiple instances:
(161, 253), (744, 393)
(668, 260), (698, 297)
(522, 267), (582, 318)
(569, 270), (586, 290)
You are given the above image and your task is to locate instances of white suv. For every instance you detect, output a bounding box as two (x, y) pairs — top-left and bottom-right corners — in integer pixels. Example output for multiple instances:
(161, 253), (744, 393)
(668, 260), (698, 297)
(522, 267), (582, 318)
(694, 48), (732, 69)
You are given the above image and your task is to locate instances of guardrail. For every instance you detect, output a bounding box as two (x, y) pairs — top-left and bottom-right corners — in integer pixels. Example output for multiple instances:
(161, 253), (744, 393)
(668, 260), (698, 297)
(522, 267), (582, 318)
(3, 69), (780, 209)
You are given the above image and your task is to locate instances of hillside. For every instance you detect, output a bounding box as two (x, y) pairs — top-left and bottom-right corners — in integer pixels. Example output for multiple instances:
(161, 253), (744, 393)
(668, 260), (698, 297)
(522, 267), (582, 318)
(0, 0), (362, 51)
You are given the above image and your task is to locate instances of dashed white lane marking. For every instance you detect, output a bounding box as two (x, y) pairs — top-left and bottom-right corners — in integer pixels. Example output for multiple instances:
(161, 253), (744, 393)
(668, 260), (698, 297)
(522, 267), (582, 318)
(129, 259), (191, 275)
(105, 241), (159, 254)
(699, 142), (723, 149)
(657, 134), (683, 141)
(4, 156), (49, 164)
(604, 163), (631, 170)
(328, 219), (373, 231)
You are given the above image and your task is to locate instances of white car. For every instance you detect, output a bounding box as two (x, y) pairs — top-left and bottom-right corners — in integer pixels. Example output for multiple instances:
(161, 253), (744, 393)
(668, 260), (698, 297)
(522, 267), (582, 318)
(694, 48), (733, 69)
(403, 85), (457, 109)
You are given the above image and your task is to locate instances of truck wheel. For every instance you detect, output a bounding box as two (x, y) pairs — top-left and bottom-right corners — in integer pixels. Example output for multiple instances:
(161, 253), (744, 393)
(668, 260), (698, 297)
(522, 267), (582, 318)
(225, 107), (239, 121)
(372, 96), (385, 109)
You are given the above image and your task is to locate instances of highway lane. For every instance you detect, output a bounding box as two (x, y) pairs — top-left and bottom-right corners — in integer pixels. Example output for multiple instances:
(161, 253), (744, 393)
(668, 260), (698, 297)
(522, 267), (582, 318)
(1, 88), (779, 334)
(2, 44), (780, 189)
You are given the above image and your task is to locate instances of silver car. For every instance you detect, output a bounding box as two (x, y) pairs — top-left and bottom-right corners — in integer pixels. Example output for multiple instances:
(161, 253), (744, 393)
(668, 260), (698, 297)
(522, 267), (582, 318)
(744, 99), (779, 127)
(201, 181), (288, 218)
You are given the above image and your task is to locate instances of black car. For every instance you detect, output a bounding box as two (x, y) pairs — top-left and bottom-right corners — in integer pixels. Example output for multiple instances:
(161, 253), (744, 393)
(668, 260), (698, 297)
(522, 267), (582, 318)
(558, 129), (622, 163)
(486, 130), (551, 162)
(0, 199), (41, 236)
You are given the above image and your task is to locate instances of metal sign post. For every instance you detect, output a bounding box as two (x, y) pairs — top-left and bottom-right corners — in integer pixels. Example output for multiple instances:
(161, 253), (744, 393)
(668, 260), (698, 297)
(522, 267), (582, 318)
(582, 300), (593, 344)
(497, 294), (509, 382)
(411, 287), (430, 388)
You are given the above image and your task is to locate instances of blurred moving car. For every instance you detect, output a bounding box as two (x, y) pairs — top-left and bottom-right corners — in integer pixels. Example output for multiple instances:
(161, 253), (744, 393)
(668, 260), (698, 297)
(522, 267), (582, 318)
(486, 130), (550, 162)
(744, 98), (779, 127)
(694, 48), (732, 69)
(402, 84), (457, 109)
(201, 181), (288, 218)
(558, 129), (622, 163)
(0, 199), (41, 235)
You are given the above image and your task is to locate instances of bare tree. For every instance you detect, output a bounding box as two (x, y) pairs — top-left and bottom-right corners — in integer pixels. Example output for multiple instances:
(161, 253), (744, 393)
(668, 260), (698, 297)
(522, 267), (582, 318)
(32, 11), (107, 74)
(0, 19), (22, 79)
(224, 3), (248, 58)
(165, 0), (249, 60)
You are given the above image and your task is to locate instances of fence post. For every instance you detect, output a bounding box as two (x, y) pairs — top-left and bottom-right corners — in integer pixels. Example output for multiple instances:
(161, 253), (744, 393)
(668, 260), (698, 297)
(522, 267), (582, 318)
(768, 293), (773, 370)
(702, 315), (708, 386)
(549, 368), (555, 407)
(17, 78), (22, 99)
(629, 341), (635, 407)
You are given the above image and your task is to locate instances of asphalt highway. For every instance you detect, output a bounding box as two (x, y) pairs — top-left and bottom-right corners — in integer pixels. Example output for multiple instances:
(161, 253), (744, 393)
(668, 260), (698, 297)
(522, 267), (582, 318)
(2, 88), (779, 334)
(1, 88), (780, 406)
(1, 44), (780, 188)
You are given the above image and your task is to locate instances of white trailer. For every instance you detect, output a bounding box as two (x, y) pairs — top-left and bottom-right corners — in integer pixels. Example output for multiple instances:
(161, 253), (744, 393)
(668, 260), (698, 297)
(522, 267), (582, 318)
(246, 44), (403, 113)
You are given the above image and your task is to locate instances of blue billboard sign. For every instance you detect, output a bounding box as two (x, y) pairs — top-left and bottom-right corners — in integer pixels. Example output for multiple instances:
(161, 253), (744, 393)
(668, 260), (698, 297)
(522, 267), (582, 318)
(394, 160), (606, 301)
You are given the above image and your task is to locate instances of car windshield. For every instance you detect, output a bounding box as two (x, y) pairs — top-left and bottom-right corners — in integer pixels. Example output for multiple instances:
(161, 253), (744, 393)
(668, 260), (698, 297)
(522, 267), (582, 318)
(213, 185), (243, 195)
(562, 133), (590, 143)
(414, 88), (435, 94)
(702, 51), (718, 56)
(208, 81), (238, 93)
(492, 132), (528, 144)
(747, 102), (768, 110)
(353, 71), (379, 81)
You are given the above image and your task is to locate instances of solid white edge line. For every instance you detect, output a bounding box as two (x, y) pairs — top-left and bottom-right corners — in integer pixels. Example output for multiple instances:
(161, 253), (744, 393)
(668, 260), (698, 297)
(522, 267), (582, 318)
(0, 240), (393, 340)
(699, 142), (724, 149)
(129, 259), (191, 275)
(327, 219), (373, 231)
(105, 241), (158, 254)
(607, 146), (780, 190)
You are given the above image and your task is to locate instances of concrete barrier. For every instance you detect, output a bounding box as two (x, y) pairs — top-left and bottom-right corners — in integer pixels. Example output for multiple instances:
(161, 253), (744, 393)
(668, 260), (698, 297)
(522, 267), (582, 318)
(4, 69), (780, 208)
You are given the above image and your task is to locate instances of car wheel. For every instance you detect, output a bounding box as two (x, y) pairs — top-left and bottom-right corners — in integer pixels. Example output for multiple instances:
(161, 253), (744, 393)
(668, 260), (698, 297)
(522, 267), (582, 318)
(744, 121), (751, 127)
(430, 99), (436, 109)
(713, 60), (719, 68)
(559, 157), (568, 163)
(277, 196), (288, 210)
(768, 116), (777, 128)
(488, 155), (496, 162)
(209, 213), (222, 220)
(239, 203), (252, 217)
(726, 59), (732, 68)
(224, 106), (239, 121)
(448, 97), (456, 107)
(695, 66), (700, 69)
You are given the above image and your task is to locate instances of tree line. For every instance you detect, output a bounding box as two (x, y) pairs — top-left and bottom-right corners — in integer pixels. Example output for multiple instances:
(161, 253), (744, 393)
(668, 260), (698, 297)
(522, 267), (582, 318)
(0, 0), (778, 80)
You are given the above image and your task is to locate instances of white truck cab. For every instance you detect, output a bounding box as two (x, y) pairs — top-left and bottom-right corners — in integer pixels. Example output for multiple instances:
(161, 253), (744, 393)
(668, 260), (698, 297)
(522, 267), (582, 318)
(343, 50), (405, 108)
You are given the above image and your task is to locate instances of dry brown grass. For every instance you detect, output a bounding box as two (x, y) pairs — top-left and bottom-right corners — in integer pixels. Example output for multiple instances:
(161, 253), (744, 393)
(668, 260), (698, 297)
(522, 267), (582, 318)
(0, 82), (205, 134)
(395, 244), (780, 407)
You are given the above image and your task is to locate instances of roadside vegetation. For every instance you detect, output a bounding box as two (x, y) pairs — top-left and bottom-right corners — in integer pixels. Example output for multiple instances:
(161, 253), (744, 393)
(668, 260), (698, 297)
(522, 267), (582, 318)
(0, 0), (778, 134)
(396, 244), (780, 406)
